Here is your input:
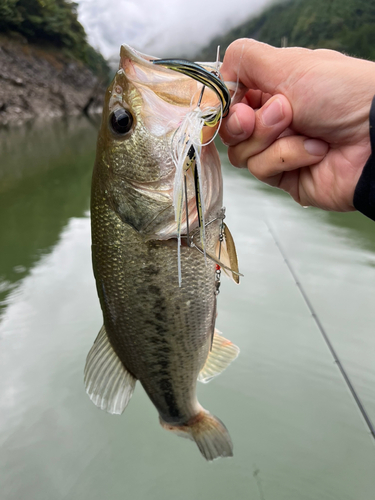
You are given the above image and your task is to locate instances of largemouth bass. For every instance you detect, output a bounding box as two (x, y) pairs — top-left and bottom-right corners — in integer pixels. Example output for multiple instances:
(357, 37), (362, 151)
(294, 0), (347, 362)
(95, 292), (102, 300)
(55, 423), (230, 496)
(85, 45), (241, 461)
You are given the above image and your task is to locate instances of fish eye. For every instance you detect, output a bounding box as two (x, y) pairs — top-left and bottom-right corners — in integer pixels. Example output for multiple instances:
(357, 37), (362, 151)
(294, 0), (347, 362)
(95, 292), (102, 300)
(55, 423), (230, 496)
(110, 108), (134, 135)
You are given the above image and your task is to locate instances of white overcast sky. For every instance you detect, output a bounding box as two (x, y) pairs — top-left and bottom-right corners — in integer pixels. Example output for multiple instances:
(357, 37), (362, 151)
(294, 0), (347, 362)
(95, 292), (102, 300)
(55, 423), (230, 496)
(77, 0), (275, 60)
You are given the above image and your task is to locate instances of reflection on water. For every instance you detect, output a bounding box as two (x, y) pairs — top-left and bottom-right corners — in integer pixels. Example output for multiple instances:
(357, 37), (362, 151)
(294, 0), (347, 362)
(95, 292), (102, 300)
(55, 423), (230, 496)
(1, 121), (375, 500)
(0, 118), (97, 313)
(323, 210), (375, 254)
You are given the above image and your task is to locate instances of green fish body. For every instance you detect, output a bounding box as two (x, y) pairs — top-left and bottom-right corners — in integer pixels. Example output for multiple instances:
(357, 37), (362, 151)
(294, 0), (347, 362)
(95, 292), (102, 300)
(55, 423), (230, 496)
(85, 45), (240, 461)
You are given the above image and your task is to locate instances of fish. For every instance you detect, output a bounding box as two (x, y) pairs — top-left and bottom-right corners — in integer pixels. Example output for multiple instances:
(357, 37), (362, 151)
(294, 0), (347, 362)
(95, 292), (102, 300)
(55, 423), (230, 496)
(85, 44), (242, 461)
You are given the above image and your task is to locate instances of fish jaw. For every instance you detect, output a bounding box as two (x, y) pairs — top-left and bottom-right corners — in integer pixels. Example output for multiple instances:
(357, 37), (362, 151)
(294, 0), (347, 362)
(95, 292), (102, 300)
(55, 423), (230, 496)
(90, 45), (239, 460)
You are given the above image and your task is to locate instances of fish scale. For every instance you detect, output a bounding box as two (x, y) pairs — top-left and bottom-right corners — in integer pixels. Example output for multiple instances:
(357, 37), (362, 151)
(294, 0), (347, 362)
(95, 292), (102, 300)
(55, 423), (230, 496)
(85, 44), (240, 461)
(92, 178), (219, 422)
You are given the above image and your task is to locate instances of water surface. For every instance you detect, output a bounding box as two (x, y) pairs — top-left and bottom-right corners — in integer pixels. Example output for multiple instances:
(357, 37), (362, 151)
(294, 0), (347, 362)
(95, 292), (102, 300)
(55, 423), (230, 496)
(1, 119), (374, 500)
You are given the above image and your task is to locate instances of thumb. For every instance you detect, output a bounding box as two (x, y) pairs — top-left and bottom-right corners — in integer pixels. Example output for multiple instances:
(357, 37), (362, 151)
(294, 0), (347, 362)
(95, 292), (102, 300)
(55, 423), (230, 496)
(221, 39), (309, 95)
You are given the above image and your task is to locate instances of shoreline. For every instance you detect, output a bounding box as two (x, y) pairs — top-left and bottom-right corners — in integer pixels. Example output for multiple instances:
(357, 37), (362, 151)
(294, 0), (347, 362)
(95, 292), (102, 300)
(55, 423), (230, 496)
(0, 35), (106, 128)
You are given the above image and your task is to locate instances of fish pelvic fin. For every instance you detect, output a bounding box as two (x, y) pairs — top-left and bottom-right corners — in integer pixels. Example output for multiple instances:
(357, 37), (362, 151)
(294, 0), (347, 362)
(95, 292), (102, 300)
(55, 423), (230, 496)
(198, 329), (240, 384)
(84, 325), (136, 415)
(160, 411), (233, 461)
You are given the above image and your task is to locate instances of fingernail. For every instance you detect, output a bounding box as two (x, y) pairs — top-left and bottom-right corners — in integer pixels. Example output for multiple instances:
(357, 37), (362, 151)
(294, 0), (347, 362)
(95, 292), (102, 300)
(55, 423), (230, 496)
(304, 139), (329, 156)
(226, 112), (244, 136)
(262, 99), (284, 127)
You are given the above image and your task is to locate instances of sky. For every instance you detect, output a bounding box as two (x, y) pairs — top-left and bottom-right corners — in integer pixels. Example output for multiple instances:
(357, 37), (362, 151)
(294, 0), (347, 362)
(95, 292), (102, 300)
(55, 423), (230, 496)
(77, 0), (275, 61)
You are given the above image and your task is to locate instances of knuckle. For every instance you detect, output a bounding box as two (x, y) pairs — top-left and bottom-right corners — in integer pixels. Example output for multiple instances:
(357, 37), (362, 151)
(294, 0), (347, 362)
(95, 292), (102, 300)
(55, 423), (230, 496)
(227, 38), (254, 59)
(247, 157), (266, 181)
(229, 38), (250, 50)
(227, 146), (239, 167)
(218, 128), (229, 146)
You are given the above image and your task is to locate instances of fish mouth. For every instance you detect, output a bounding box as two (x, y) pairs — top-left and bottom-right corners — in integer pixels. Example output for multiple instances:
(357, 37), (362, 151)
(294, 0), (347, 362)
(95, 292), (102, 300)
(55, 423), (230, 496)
(119, 45), (230, 118)
(152, 58), (231, 124)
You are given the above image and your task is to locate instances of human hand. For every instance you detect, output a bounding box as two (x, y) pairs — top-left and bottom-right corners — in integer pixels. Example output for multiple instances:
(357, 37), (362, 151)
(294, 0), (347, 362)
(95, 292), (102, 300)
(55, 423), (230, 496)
(220, 39), (375, 211)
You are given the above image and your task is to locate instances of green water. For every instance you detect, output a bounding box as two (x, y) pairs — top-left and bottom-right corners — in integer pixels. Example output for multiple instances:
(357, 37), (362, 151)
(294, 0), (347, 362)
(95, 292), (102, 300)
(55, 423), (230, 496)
(1, 119), (375, 500)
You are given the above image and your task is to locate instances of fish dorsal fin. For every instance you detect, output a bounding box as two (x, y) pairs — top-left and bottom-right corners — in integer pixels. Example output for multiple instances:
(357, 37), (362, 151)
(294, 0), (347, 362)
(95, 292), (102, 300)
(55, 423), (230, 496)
(198, 329), (240, 384)
(84, 325), (136, 415)
(216, 223), (240, 284)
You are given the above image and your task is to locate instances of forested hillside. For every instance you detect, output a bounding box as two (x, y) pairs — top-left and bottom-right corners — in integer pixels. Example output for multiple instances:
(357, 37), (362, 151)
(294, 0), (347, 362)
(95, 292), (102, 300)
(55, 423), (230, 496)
(0, 1), (110, 126)
(199, 0), (375, 61)
(0, 0), (108, 78)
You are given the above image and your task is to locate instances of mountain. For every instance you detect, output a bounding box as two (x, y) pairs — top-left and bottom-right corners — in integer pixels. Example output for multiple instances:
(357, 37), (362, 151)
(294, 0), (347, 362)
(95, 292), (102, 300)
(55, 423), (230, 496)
(0, 0), (109, 79)
(0, 0), (111, 127)
(198, 0), (375, 61)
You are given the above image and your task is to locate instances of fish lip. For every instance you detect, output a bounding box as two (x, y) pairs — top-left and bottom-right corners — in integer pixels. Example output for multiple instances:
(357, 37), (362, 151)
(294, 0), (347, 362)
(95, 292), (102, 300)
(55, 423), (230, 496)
(151, 58), (231, 118)
(120, 44), (173, 74)
(120, 46), (231, 120)
(120, 44), (155, 64)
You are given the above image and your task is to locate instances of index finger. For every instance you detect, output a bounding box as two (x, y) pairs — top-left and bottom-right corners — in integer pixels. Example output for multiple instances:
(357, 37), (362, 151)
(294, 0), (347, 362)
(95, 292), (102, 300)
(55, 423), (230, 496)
(221, 39), (308, 95)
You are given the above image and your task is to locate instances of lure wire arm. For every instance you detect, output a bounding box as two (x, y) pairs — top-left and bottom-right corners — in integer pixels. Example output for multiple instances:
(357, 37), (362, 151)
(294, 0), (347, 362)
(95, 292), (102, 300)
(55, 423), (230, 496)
(197, 85), (205, 108)
(154, 50), (233, 284)
(152, 57), (231, 121)
(180, 209), (243, 279)
(184, 173), (190, 246)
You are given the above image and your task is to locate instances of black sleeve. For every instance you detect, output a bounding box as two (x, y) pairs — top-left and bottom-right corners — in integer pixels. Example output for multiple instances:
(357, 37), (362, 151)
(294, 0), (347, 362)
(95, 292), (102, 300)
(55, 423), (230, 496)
(353, 96), (375, 221)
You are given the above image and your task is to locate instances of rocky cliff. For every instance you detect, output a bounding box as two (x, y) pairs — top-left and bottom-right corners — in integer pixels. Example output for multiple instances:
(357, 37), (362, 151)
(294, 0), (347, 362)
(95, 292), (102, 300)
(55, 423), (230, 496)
(0, 35), (106, 127)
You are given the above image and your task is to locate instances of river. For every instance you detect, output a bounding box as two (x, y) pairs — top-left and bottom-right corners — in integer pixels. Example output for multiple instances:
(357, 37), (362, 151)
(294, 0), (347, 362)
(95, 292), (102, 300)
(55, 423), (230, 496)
(1, 117), (375, 500)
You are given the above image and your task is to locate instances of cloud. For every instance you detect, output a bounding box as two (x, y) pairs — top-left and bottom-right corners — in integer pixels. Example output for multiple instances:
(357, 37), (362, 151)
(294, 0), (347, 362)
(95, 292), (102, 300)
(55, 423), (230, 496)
(77, 0), (274, 60)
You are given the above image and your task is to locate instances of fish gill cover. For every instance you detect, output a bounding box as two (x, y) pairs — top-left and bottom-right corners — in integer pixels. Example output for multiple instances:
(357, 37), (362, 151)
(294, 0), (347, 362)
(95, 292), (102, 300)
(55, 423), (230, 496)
(86, 44), (242, 461)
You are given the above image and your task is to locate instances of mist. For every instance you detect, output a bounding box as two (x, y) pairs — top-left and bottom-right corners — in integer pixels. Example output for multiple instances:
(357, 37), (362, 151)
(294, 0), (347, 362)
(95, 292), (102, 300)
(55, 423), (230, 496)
(77, 0), (276, 60)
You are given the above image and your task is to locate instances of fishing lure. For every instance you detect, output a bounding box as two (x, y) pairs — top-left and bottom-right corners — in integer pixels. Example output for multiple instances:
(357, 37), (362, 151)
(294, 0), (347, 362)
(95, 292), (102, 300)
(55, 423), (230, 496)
(153, 56), (230, 285)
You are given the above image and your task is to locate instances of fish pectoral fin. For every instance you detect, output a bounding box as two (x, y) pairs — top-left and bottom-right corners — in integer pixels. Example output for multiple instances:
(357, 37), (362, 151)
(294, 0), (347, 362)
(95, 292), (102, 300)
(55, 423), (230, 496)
(198, 329), (240, 384)
(215, 223), (240, 284)
(84, 325), (136, 415)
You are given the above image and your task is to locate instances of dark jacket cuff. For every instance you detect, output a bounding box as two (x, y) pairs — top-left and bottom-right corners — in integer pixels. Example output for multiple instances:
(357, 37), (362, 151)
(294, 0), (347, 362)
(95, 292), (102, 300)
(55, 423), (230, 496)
(353, 96), (375, 221)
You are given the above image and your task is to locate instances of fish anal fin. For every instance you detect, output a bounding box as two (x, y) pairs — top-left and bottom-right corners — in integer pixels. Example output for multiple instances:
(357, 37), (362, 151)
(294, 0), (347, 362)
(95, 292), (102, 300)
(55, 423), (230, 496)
(216, 223), (240, 284)
(84, 325), (136, 415)
(198, 329), (240, 384)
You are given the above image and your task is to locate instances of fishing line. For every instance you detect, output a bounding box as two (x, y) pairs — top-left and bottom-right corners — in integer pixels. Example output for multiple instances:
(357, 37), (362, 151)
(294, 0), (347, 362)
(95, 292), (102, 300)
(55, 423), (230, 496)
(265, 222), (375, 440)
(158, 55), (231, 285)
(229, 42), (245, 104)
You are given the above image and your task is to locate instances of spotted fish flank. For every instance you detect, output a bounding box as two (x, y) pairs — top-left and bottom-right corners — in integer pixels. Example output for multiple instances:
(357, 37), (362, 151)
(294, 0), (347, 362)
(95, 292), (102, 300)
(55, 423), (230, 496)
(85, 44), (240, 461)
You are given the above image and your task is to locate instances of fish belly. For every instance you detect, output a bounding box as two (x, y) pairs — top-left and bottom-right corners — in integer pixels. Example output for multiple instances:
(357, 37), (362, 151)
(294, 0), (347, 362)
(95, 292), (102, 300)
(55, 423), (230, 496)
(91, 195), (218, 425)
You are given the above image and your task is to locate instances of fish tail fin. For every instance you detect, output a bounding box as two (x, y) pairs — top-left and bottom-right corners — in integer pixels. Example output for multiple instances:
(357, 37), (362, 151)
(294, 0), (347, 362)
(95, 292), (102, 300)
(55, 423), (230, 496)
(160, 410), (233, 461)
